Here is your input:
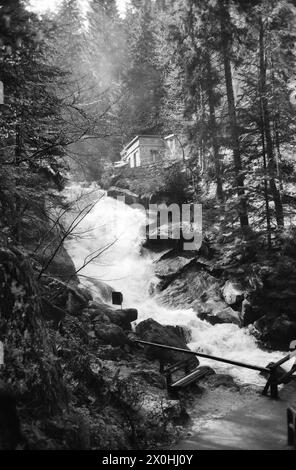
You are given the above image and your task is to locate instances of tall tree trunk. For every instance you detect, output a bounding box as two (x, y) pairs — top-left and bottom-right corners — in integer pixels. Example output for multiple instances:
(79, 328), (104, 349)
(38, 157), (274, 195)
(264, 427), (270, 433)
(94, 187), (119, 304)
(273, 120), (283, 191)
(198, 90), (207, 174)
(220, 0), (249, 228)
(260, 115), (272, 249)
(259, 17), (284, 227)
(205, 53), (224, 202)
(15, 123), (23, 165)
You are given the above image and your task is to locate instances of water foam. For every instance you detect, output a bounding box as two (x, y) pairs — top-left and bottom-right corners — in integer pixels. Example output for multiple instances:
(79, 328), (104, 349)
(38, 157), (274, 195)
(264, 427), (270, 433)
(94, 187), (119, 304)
(63, 183), (292, 385)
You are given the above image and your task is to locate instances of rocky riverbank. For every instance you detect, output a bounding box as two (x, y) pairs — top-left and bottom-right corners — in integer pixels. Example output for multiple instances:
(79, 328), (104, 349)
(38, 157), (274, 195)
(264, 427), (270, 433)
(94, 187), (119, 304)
(106, 166), (296, 352)
(149, 233), (296, 351)
(0, 247), (187, 449)
(2, 239), (258, 450)
(2, 181), (296, 450)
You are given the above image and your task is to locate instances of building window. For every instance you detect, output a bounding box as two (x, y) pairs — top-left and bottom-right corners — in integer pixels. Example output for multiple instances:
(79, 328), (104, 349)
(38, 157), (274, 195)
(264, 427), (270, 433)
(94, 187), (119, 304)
(135, 151), (140, 167)
(150, 150), (158, 163)
(129, 151), (140, 168)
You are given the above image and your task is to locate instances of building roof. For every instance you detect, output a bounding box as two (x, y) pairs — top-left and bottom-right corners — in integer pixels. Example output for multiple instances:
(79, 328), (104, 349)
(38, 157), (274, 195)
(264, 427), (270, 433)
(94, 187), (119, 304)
(164, 134), (175, 140)
(114, 160), (128, 168)
(120, 134), (163, 157)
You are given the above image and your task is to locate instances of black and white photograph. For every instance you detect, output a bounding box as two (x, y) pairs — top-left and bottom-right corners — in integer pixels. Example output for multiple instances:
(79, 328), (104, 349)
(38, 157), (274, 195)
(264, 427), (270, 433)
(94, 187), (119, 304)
(0, 0), (296, 456)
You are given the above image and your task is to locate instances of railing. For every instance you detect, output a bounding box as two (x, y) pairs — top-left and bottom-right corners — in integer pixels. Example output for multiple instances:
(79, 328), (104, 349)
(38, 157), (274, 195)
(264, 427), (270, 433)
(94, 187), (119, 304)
(134, 339), (295, 398)
(287, 407), (296, 448)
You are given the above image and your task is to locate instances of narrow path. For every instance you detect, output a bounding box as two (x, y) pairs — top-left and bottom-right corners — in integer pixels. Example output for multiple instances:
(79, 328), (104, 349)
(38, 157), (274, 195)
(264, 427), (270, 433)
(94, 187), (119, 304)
(172, 381), (296, 450)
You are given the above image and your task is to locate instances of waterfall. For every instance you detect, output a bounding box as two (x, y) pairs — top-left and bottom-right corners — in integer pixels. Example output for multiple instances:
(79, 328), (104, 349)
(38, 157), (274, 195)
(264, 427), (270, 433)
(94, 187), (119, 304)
(63, 182), (292, 385)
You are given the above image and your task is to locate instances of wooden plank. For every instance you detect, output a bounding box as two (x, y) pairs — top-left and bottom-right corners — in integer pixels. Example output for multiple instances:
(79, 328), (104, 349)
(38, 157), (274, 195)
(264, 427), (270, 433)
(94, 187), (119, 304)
(171, 366), (212, 388)
(165, 357), (198, 374)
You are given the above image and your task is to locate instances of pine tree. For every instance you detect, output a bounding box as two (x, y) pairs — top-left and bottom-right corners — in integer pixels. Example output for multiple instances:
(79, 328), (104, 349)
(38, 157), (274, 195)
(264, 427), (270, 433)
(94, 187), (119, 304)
(156, 0), (225, 200)
(118, 0), (164, 136)
(0, 1), (68, 240)
(219, 0), (249, 227)
(236, 0), (296, 237)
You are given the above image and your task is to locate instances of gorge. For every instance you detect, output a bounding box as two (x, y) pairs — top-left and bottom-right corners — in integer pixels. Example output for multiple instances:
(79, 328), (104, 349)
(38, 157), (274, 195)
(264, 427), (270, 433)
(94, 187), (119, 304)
(60, 181), (296, 450)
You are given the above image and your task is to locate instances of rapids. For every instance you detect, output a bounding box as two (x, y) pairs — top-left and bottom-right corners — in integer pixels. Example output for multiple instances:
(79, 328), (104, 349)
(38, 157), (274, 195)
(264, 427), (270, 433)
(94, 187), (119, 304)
(63, 183), (293, 385)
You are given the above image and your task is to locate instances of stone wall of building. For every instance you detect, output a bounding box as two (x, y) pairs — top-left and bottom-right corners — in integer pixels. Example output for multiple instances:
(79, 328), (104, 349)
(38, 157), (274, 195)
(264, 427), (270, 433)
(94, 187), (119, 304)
(125, 137), (165, 168)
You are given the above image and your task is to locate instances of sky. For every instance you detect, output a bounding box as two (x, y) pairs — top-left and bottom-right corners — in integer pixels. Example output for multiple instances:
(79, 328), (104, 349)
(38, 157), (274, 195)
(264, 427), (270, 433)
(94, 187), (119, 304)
(29, 0), (128, 16)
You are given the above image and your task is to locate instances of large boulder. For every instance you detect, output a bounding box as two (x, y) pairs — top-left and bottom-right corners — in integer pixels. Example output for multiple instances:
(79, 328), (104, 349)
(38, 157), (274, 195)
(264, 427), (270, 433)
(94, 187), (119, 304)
(195, 300), (241, 326)
(87, 302), (138, 330)
(34, 244), (78, 283)
(66, 284), (93, 314)
(94, 323), (129, 347)
(100, 360), (189, 441)
(157, 262), (222, 309)
(135, 318), (199, 366)
(107, 308), (138, 330)
(201, 373), (240, 391)
(89, 279), (114, 303)
(0, 248), (67, 417)
(154, 252), (196, 290)
(40, 277), (92, 317)
(221, 280), (244, 307)
(252, 314), (296, 350)
(240, 295), (261, 326)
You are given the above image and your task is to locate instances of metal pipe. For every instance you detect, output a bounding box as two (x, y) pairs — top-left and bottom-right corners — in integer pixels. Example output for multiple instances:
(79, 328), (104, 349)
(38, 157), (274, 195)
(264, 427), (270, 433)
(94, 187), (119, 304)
(134, 340), (269, 373)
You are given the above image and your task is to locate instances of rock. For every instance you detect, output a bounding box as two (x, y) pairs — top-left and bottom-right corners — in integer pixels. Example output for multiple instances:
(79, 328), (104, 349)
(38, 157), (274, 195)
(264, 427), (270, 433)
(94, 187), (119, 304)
(66, 287), (89, 315)
(202, 373), (240, 390)
(88, 300), (106, 311)
(157, 262), (222, 308)
(155, 256), (195, 278)
(144, 239), (180, 252)
(240, 295), (260, 326)
(41, 298), (66, 327)
(88, 279), (114, 303)
(259, 289), (296, 323)
(221, 280), (244, 306)
(154, 253), (196, 289)
(135, 318), (199, 366)
(252, 314), (296, 350)
(0, 382), (23, 450)
(165, 325), (192, 343)
(94, 323), (129, 347)
(87, 301), (137, 330)
(195, 300), (240, 325)
(107, 308), (138, 330)
(40, 277), (92, 317)
(92, 313), (112, 325)
(100, 359), (190, 442)
(0, 248), (68, 417)
(41, 413), (90, 450)
(34, 244), (78, 283)
(97, 345), (126, 361)
(76, 286), (93, 302)
(116, 365), (166, 390)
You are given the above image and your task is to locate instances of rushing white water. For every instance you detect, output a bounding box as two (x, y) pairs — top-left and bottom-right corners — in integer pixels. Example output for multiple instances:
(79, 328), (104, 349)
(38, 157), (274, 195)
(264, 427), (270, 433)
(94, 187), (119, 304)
(63, 183), (293, 385)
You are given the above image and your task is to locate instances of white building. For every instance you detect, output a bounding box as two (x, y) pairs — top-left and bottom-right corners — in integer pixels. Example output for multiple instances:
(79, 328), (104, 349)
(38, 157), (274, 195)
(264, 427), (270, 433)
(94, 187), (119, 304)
(114, 134), (184, 169)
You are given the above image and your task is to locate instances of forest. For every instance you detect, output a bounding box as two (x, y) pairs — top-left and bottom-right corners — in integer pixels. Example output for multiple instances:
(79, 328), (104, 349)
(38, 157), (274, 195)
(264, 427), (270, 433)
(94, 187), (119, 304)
(1, 0), (296, 247)
(0, 0), (296, 452)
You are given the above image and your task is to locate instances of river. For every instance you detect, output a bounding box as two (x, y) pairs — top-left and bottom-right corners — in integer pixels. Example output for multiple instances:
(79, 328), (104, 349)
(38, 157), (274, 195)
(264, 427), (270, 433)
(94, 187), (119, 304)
(63, 182), (293, 387)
